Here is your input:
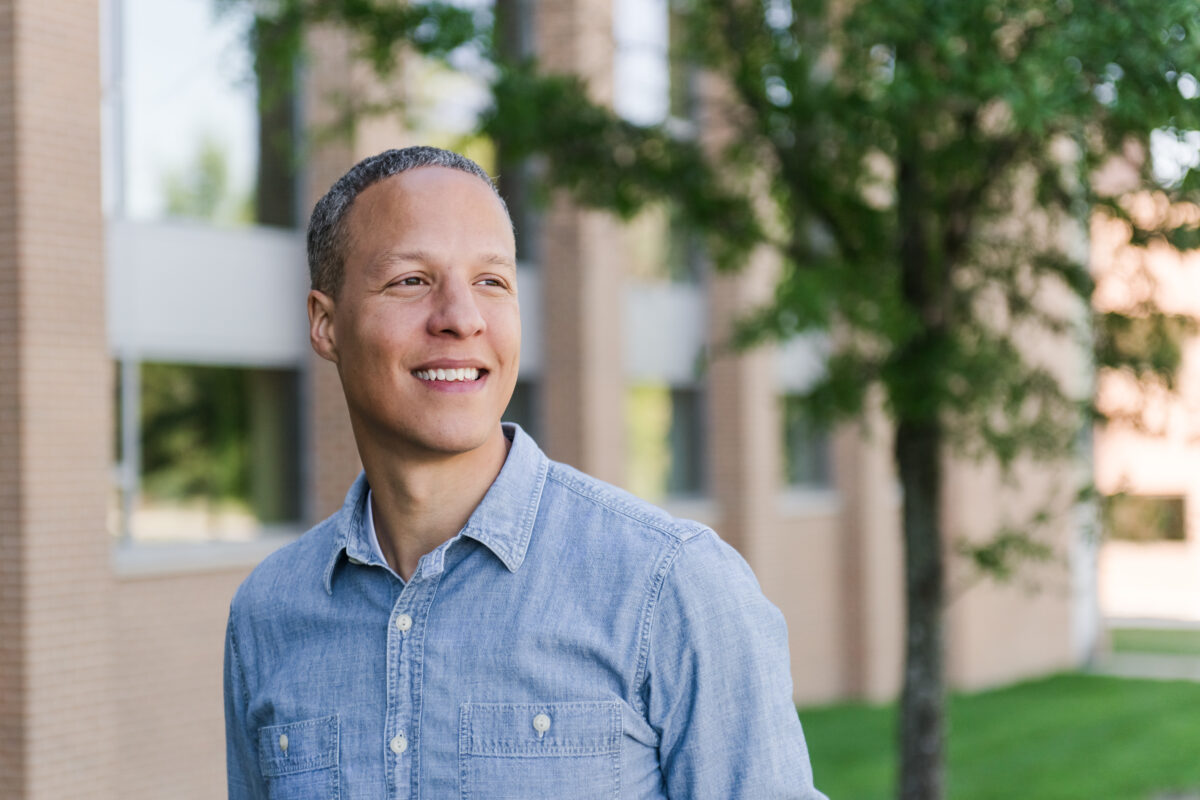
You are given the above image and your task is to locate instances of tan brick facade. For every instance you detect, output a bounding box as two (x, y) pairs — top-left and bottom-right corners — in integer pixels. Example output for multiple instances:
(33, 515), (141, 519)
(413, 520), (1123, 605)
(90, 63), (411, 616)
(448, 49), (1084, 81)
(303, 27), (364, 521)
(114, 567), (251, 800)
(0, 1), (23, 789)
(0, 1), (116, 796)
(533, 0), (626, 483)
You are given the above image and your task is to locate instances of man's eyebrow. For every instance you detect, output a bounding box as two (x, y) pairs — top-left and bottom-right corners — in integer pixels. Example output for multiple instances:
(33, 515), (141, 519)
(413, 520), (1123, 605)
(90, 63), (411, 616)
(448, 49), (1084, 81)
(371, 250), (517, 270)
(372, 249), (433, 268)
(480, 253), (518, 269)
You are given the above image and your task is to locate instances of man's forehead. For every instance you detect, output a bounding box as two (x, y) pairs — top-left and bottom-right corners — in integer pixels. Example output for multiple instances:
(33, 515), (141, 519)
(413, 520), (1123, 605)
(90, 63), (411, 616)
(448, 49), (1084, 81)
(342, 168), (515, 266)
(360, 166), (501, 208)
(346, 169), (507, 229)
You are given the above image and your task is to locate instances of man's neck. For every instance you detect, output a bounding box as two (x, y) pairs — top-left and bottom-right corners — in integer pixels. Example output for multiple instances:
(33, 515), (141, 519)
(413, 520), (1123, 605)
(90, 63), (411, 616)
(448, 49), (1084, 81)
(359, 427), (510, 581)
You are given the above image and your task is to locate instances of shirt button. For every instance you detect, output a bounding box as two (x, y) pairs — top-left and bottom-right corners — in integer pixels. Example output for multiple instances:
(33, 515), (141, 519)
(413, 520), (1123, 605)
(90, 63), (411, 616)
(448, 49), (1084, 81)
(390, 734), (408, 755)
(278, 733), (289, 753)
(395, 614), (413, 633)
(532, 713), (551, 738)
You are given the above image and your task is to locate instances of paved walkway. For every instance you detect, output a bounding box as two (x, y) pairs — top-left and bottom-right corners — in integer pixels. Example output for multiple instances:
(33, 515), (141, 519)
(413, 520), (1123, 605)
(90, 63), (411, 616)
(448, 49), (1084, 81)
(1091, 652), (1200, 682)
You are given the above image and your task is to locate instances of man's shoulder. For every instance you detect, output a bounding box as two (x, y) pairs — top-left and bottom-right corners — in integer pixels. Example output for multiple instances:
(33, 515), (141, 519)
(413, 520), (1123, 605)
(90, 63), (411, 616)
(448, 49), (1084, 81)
(541, 459), (711, 546)
(540, 459), (778, 650)
(230, 512), (343, 614)
(541, 460), (764, 594)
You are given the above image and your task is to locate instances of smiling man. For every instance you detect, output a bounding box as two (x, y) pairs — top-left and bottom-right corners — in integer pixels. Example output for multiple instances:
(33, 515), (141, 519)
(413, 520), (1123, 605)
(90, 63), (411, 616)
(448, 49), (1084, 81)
(224, 146), (826, 799)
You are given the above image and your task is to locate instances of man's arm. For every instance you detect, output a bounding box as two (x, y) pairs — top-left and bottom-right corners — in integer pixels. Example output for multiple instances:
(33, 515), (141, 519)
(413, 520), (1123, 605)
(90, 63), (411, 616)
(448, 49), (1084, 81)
(224, 613), (265, 800)
(646, 531), (828, 800)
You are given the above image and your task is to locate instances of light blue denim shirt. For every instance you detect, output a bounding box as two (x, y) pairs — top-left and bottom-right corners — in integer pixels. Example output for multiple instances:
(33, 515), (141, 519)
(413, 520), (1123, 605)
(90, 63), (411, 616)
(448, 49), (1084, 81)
(225, 424), (827, 799)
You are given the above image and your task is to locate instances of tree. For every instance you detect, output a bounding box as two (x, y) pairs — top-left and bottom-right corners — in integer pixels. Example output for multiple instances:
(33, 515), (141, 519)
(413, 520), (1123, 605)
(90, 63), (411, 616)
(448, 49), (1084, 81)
(237, 1), (1200, 797)
(162, 134), (254, 224)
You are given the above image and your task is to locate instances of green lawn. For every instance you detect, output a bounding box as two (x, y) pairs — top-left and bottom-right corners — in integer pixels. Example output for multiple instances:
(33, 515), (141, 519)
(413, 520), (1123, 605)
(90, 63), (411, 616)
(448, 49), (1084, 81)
(1111, 627), (1200, 656)
(800, 673), (1200, 800)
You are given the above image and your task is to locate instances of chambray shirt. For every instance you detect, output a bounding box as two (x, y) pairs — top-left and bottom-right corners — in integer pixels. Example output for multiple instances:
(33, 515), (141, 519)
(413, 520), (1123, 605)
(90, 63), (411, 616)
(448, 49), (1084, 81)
(224, 424), (826, 799)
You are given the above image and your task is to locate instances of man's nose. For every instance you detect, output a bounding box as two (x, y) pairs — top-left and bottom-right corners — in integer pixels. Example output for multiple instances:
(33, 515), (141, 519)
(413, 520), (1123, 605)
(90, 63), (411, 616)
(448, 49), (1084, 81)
(427, 278), (485, 338)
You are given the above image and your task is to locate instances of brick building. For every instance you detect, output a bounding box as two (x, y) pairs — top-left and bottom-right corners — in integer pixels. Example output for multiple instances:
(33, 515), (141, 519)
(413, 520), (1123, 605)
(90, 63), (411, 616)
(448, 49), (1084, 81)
(0, 0), (1097, 796)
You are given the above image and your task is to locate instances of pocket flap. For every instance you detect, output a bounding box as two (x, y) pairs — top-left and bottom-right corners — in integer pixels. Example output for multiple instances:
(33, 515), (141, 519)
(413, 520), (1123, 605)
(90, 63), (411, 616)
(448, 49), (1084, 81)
(461, 701), (620, 757)
(258, 714), (339, 776)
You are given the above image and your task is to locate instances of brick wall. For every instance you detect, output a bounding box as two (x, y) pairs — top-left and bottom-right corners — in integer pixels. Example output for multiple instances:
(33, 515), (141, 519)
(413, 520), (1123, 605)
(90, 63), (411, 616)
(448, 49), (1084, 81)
(533, 0), (626, 483)
(304, 26), (363, 522)
(113, 568), (251, 800)
(0, 0), (24, 789)
(0, 1), (116, 796)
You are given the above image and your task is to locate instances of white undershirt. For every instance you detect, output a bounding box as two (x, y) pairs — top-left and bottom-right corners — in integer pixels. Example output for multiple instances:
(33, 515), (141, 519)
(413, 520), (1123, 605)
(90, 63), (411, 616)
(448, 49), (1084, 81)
(363, 489), (390, 567)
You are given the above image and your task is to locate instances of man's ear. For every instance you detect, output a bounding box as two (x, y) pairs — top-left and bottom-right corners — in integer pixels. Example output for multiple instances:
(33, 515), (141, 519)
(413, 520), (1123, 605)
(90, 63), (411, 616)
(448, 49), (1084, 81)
(308, 290), (338, 363)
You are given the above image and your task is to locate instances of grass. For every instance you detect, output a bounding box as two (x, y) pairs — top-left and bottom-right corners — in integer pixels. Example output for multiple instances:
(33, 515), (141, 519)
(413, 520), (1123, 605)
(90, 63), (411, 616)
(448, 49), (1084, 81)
(799, 673), (1200, 800)
(1110, 627), (1200, 656)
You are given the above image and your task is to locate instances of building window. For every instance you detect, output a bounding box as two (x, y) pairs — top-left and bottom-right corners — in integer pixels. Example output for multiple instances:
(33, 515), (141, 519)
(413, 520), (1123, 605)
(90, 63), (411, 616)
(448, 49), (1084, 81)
(614, 0), (670, 126)
(1103, 494), (1187, 542)
(626, 383), (706, 501)
(781, 394), (833, 488)
(493, 0), (541, 267)
(615, 0), (703, 284)
(110, 0), (298, 227)
(625, 203), (705, 284)
(113, 362), (302, 542)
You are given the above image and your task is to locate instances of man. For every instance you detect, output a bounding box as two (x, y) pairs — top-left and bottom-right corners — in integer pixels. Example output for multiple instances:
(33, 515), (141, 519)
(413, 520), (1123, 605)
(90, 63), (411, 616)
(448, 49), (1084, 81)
(224, 146), (826, 799)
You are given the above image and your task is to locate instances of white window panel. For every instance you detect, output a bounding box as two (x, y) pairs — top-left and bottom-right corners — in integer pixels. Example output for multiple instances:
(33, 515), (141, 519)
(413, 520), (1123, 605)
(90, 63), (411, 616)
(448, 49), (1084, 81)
(516, 267), (542, 376)
(776, 333), (831, 394)
(107, 219), (308, 366)
(624, 282), (705, 384)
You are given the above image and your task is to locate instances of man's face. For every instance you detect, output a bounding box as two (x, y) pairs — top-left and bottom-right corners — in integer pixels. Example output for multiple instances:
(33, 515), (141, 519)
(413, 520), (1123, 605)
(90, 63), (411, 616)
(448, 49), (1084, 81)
(309, 166), (520, 460)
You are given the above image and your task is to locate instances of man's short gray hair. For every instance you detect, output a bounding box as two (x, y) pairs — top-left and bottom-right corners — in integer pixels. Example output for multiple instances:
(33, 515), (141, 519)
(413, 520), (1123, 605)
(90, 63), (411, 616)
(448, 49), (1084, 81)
(306, 146), (509, 297)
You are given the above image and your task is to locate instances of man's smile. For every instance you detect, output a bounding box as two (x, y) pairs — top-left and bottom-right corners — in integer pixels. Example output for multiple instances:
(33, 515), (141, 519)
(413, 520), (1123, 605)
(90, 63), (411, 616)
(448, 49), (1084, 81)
(410, 360), (491, 393)
(412, 367), (483, 382)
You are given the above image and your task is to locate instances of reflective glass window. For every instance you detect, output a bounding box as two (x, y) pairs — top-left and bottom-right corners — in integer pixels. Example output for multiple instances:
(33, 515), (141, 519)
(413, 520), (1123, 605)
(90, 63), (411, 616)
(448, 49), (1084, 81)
(117, 0), (297, 227)
(626, 383), (706, 501)
(781, 393), (833, 488)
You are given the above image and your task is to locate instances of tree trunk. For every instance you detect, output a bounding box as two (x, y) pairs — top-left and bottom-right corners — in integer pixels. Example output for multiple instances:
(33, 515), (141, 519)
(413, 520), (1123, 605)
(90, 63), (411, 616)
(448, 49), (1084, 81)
(895, 418), (946, 800)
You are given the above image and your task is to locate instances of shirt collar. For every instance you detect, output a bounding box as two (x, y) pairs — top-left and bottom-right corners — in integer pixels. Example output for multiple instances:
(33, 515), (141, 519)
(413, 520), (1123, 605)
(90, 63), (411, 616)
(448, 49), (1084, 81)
(323, 423), (549, 594)
(361, 489), (391, 566)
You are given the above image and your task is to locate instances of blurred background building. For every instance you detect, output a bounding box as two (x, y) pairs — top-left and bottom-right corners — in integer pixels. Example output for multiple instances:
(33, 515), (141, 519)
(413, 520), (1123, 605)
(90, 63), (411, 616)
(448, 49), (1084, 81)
(2, 0), (1189, 797)
(1094, 194), (1200, 625)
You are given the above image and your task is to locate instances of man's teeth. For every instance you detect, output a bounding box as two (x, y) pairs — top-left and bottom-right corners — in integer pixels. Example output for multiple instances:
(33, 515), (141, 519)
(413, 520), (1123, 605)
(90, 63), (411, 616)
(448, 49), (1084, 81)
(415, 367), (481, 382)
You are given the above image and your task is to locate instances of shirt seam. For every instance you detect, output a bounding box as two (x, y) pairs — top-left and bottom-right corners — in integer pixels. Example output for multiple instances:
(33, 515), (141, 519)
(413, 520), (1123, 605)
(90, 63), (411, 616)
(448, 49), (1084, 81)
(228, 615), (252, 713)
(545, 469), (704, 544)
(227, 615), (259, 778)
(631, 534), (690, 719)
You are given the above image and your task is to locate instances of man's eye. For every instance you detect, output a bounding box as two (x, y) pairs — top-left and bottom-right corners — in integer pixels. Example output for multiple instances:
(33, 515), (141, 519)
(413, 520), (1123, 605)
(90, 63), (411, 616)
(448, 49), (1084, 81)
(392, 277), (424, 287)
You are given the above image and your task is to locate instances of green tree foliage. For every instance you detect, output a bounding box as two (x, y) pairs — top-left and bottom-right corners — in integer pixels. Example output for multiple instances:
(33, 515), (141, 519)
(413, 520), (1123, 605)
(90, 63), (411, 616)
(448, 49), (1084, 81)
(140, 363), (251, 506)
(237, 1), (1200, 797)
(162, 134), (255, 225)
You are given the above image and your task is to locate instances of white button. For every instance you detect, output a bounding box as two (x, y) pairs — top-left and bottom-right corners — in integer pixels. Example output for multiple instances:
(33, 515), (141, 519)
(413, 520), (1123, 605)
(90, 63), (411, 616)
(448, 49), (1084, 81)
(532, 713), (551, 738)
(390, 734), (408, 755)
(278, 734), (289, 753)
(395, 614), (413, 632)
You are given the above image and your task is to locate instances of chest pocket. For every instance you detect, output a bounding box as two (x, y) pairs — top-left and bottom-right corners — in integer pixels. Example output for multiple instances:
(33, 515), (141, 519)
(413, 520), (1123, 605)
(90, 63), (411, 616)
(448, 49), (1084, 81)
(459, 700), (621, 800)
(258, 714), (339, 800)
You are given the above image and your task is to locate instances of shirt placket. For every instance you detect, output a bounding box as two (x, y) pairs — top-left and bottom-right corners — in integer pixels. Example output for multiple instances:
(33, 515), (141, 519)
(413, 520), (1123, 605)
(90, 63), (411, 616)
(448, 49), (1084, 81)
(384, 569), (440, 799)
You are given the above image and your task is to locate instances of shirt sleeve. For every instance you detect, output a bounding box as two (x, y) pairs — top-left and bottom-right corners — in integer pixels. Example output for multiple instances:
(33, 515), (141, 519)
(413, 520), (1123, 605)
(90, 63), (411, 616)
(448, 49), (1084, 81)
(646, 531), (828, 800)
(224, 611), (266, 800)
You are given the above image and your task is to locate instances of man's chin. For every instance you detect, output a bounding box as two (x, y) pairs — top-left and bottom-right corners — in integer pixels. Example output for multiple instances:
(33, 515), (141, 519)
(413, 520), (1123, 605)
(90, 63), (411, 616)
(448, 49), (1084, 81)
(395, 424), (506, 462)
